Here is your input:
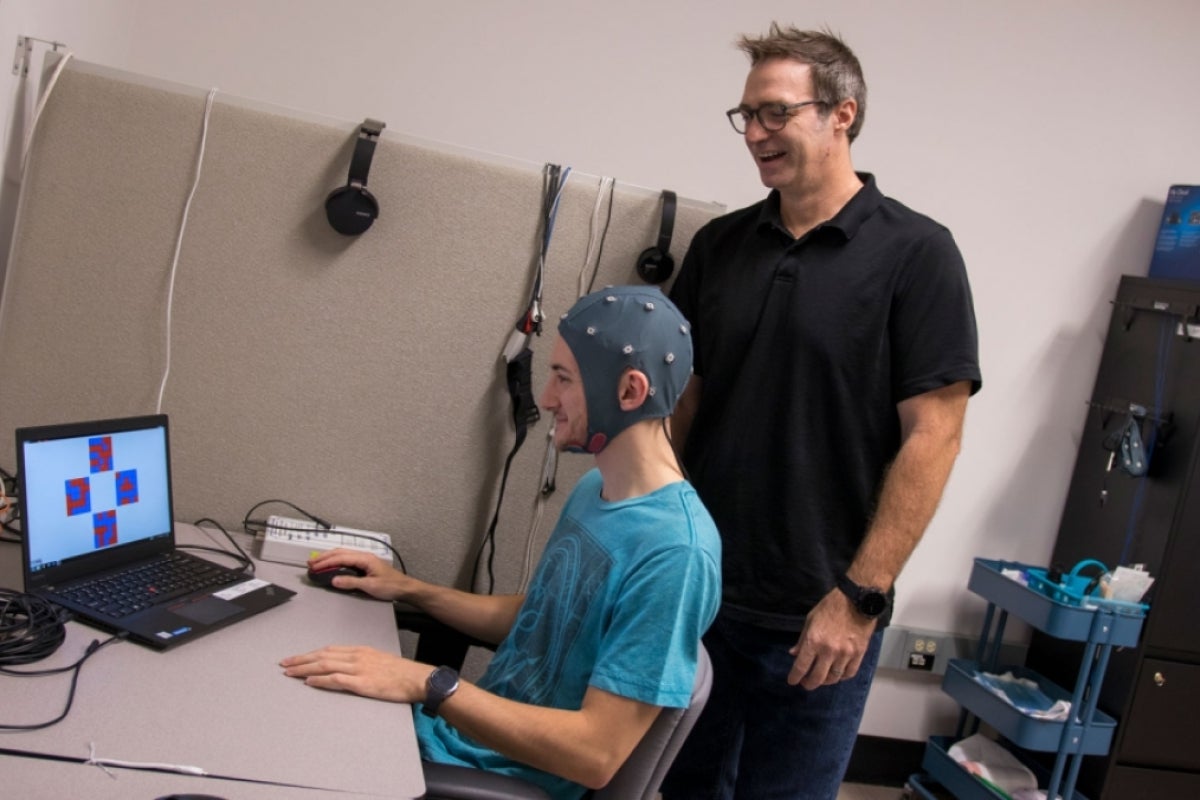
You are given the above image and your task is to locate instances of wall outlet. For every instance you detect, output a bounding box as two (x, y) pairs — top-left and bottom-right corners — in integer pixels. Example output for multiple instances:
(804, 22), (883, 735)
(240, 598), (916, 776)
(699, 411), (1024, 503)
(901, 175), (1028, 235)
(879, 625), (1027, 676)
(904, 632), (939, 671)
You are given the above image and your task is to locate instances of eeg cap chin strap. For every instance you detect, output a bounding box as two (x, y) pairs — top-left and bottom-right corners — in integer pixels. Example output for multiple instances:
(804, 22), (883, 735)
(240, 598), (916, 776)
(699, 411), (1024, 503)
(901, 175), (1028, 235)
(557, 286), (693, 453)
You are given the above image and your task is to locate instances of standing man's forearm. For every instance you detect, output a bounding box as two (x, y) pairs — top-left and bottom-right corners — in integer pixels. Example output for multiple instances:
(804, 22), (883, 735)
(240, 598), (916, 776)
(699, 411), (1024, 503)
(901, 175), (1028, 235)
(847, 380), (971, 590)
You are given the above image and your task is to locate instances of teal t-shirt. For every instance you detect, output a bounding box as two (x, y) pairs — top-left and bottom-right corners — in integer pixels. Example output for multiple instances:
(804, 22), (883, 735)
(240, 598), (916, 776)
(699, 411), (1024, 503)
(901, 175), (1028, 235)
(415, 469), (721, 799)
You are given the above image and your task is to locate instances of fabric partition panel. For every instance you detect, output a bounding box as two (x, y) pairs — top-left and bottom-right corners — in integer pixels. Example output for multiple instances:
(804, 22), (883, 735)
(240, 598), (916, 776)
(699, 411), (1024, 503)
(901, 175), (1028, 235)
(0, 59), (724, 590)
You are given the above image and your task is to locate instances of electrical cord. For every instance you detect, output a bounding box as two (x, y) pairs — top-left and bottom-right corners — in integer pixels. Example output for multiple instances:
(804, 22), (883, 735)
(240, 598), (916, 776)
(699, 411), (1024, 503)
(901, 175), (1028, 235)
(155, 86), (218, 414)
(662, 416), (690, 481)
(585, 178), (616, 295)
(477, 164), (571, 594)
(0, 589), (68, 665)
(0, 588), (126, 730)
(21, 50), (74, 174)
(515, 177), (615, 592)
(242, 498), (332, 534)
(189, 517), (255, 574)
(578, 176), (615, 297)
(521, 163), (571, 337)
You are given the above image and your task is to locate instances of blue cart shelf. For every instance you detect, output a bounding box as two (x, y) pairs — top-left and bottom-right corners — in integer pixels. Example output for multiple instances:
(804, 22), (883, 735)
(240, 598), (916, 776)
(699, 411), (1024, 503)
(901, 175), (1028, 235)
(908, 558), (1147, 800)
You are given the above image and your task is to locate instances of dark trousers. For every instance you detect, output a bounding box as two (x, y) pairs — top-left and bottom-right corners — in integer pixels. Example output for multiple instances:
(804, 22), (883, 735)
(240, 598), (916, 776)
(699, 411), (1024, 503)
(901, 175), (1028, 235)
(662, 613), (883, 800)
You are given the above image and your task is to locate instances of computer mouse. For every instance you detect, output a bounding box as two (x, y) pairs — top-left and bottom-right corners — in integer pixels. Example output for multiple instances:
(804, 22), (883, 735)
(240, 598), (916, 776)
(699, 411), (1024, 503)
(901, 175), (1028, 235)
(306, 564), (366, 590)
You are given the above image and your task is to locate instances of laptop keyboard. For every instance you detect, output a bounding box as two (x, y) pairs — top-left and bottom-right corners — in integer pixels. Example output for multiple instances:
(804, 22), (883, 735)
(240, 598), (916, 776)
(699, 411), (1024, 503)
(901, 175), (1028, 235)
(56, 552), (243, 619)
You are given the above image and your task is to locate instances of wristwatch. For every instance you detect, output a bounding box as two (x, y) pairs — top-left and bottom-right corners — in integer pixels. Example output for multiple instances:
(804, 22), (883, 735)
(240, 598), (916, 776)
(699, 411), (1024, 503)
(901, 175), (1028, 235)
(835, 574), (889, 619)
(421, 665), (460, 718)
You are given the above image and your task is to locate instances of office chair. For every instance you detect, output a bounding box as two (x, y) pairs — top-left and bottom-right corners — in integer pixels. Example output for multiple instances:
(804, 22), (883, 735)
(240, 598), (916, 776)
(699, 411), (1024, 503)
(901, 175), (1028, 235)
(396, 608), (713, 800)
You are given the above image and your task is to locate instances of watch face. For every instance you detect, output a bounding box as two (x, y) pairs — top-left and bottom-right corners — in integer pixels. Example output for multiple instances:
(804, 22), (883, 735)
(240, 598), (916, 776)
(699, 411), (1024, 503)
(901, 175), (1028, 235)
(836, 574), (888, 618)
(429, 666), (459, 693)
(859, 591), (888, 617)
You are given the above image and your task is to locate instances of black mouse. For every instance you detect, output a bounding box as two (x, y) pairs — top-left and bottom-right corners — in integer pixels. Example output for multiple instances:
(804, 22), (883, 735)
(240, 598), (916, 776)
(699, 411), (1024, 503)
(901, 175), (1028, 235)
(306, 564), (366, 590)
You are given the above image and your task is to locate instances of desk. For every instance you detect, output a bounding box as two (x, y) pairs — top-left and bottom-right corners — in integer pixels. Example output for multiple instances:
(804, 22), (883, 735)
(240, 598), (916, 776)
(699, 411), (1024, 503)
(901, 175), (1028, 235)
(2, 752), (405, 799)
(0, 523), (425, 798)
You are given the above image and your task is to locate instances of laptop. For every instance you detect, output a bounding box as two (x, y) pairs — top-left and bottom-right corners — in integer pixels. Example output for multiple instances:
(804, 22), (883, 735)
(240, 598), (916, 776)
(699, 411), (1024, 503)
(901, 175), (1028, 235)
(15, 414), (294, 650)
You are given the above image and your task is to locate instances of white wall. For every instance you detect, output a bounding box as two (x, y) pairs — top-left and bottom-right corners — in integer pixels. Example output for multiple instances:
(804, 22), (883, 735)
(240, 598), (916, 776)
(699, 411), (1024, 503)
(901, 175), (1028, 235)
(2, 0), (1197, 741)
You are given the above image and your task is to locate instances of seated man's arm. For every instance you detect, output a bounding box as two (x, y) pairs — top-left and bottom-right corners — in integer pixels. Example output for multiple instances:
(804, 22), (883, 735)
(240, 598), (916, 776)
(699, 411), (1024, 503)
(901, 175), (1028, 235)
(401, 578), (523, 646)
(307, 548), (523, 645)
(280, 647), (660, 790)
(442, 681), (661, 790)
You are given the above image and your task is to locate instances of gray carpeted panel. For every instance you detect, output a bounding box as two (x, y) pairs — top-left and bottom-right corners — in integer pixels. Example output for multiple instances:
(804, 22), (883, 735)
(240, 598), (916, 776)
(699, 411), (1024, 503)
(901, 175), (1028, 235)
(0, 60), (723, 590)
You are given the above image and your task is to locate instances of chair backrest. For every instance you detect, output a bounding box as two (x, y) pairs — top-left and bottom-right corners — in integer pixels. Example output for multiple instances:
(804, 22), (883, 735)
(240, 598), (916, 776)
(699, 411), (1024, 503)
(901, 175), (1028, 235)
(592, 643), (713, 800)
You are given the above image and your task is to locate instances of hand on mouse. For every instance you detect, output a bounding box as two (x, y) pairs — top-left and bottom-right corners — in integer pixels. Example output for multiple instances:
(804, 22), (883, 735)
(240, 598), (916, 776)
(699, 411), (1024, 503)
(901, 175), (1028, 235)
(306, 549), (408, 599)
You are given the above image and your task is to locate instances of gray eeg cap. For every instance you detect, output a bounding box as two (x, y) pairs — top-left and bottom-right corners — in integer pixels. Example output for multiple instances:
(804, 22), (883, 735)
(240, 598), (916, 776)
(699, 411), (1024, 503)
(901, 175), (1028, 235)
(557, 286), (693, 453)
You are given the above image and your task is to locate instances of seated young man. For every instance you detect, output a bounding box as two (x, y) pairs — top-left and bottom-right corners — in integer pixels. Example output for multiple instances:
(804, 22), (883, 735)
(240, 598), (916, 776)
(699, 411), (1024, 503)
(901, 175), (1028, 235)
(281, 286), (722, 800)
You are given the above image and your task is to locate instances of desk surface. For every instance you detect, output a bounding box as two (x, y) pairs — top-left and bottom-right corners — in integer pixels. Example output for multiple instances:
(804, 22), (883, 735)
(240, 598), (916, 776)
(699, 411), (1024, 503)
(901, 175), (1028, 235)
(0, 523), (425, 798)
(2, 752), (405, 800)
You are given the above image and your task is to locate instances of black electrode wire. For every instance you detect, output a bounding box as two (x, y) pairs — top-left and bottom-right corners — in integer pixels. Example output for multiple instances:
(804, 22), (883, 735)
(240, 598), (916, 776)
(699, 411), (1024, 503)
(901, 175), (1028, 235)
(516, 164), (571, 336)
(0, 632), (125, 731)
(662, 416), (691, 483)
(528, 164), (556, 312)
(474, 166), (570, 595)
(189, 517), (256, 574)
(470, 430), (525, 595)
(241, 498), (333, 533)
(240, 500), (407, 574)
(0, 590), (68, 665)
(528, 165), (559, 320)
(0, 588), (126, 731)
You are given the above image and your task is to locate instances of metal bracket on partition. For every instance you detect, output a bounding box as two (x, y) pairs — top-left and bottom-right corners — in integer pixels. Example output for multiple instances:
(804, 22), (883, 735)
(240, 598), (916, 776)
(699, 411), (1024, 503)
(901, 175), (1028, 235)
(12, 35), (67, 77)
(1088, 398), (1172, 434)
(1111, 298), (1200, 340)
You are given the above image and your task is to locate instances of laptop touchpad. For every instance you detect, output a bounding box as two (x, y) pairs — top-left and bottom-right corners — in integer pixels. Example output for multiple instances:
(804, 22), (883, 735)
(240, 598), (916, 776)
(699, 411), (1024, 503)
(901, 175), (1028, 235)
(170, 595), (240, 625)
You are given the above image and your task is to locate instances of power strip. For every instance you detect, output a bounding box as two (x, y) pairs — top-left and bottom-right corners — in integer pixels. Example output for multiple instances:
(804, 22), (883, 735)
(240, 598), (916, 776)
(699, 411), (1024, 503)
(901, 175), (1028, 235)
(258, 514), (394, 566)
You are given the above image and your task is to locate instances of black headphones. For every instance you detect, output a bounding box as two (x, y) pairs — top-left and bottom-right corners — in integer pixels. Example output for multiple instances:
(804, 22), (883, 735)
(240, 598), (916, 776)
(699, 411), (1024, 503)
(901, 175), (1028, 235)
(636, 189), (677, 284)
(325, 118), (386, 235)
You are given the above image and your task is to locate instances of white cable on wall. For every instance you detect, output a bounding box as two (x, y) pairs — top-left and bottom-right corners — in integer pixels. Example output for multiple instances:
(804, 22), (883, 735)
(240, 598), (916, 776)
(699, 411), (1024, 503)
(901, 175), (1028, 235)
(155, 87), (217, 415)
(517, 421), (558, 593)
(577, 176), (613, 298)
(21, 50), (74, 174)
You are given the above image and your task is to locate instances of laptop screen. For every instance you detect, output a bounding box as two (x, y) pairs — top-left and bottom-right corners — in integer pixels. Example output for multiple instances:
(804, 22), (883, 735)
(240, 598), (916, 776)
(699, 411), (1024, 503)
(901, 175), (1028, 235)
(17, 416), (174, 579)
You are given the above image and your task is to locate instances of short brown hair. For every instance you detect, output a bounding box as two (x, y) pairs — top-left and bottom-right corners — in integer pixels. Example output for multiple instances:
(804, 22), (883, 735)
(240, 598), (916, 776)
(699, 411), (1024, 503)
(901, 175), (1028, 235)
(738, 23), (867, 143)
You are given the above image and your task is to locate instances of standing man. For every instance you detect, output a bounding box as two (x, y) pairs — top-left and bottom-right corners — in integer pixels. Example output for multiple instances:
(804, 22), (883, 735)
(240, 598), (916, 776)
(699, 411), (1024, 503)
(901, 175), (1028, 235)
(661, 24), (981, 800)
(282, 287), (721, 800)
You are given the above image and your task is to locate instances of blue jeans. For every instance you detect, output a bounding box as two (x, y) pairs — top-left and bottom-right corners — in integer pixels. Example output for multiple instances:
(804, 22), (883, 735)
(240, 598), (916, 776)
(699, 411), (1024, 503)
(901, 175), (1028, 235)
(661, 614), (884, 800)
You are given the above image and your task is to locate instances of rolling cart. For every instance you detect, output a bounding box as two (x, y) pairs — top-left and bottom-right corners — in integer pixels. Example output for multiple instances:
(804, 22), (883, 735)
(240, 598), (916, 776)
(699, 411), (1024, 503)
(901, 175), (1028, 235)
(907, 558), (1147, 800)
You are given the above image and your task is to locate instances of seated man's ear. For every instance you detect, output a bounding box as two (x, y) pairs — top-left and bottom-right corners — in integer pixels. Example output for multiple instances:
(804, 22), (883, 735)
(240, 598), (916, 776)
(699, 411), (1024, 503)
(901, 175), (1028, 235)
(617, 369), (651, 411)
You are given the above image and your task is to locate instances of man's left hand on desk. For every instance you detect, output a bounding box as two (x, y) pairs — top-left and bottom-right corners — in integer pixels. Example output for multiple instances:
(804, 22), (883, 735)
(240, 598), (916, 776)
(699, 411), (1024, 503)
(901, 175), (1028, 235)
(281, 644), (432, 703)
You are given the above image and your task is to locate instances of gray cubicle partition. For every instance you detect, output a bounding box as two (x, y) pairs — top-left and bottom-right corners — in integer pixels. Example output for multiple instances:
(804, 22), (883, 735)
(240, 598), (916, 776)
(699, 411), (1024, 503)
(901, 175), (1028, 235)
(0, 59), (724, 591)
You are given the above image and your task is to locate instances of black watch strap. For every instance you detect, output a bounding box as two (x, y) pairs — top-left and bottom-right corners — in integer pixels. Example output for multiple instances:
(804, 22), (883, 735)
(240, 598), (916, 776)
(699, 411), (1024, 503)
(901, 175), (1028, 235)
(835, 573), (889, 619)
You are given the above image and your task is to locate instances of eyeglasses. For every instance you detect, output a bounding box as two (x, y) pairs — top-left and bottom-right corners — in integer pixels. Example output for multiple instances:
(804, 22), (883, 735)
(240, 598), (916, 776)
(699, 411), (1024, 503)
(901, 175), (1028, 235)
(725, 100), (825, 134)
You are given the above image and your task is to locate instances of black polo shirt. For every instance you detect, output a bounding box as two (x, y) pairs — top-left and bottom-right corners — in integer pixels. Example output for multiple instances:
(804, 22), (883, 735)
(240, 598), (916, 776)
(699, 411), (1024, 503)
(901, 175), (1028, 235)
(670, 173), (981, 629)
